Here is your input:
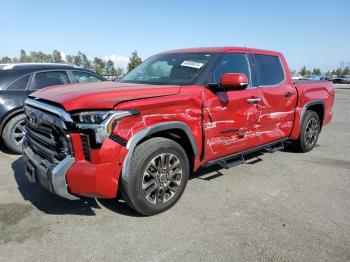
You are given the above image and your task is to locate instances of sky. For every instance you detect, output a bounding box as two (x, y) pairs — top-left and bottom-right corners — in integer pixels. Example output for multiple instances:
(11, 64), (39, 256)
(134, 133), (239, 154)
(1, 0), (349, 71)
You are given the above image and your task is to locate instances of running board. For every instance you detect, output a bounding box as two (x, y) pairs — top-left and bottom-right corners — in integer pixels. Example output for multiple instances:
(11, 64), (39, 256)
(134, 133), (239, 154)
(218, 155), (245, 169)
(202, 138), (288, 169)
(265, 142), (284, 153)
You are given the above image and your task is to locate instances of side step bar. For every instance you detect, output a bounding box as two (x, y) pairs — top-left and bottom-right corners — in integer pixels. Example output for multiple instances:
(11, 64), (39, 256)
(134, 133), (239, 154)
(265, 141), (285, 153)
(218, 155), (245, 169)
(202, 139), (287, 169)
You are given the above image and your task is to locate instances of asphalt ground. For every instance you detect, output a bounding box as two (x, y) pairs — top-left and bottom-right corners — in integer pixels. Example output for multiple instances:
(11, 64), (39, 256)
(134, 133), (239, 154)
(0, 84), (349, 262)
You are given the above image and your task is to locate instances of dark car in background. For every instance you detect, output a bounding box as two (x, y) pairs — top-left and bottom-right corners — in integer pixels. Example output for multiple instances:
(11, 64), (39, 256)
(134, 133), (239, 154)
(332, 75), (350, 84)
(0, 63), (106, 153)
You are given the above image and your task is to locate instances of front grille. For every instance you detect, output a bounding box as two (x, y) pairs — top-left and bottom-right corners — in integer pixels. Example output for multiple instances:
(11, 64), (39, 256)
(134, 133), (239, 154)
(25, 106), (72, 164)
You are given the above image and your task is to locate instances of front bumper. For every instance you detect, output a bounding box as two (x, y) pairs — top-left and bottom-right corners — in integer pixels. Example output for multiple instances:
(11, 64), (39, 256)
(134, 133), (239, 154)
(23, 138), (78, 200)
(23, 98), (127, 200)
(23, 135), (126, 200)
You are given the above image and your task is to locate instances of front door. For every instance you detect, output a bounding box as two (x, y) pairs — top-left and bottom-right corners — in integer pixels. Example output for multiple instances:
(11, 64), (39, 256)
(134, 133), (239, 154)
(203, 53), (260, 161)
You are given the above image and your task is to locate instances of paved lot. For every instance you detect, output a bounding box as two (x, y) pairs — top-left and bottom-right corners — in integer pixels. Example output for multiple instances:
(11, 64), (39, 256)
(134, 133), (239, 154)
(0, 84), (349, 262)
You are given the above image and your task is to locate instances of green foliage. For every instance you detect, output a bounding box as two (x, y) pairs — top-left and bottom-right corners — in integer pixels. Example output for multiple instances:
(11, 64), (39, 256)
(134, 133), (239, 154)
(0, 56), (12, 63)
(127, 51), (142, 72)
(335, 68), (342, 76)
(93, 57), (105, 75)
(0, 49), (136, 77)
(300, 66), (311, 76)
(115, 67), (124, 76)
(312, 68), (321, 75)
(342, 67), (350, 75)
(53, 50), (63, 63)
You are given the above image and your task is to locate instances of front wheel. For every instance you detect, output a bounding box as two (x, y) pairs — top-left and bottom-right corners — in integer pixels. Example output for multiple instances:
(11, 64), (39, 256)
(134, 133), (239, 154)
(120, 137), (189, 216)
(1, 114), (27, 154)
(292, 110), (321, 152)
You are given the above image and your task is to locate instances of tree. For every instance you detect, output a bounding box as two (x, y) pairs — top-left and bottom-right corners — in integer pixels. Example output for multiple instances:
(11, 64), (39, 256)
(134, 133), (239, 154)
(105, 59), (116, 76)
(73, 55), (82, 67)
(300, 66), (310, 76)
(312, 68), (321, 75)
(115, 67), (124, 76)
(335, 68), (342, 76)
(65, 55), (74, 64)
(127, 51), (142, 72)
(2, 49), (130, 77)
(93, 57), (105, 75)
(0, 56), (12, 63)
(342, 67), (350, 75)
(20, 49), (31, 62)
(78, 51), (92, 69)
(29, 51), (53, 63)
(53, 50), (63, 63)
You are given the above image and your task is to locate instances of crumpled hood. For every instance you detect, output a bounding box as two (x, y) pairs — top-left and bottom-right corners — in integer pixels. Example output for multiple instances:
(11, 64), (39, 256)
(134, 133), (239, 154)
(30, 81), (180, 111)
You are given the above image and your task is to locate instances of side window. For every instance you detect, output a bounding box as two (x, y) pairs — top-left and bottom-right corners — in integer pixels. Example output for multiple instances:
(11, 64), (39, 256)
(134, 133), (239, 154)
(253, 54), (285, 86)
(214, 53), (252, 87)
(7, 75), (30, 90)
(32, 71), (69, 89)
(72, 71), (104, 83)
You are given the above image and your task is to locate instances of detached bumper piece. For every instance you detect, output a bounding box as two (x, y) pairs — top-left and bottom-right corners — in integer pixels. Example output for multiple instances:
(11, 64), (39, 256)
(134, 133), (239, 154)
(23, 139), (78, 200)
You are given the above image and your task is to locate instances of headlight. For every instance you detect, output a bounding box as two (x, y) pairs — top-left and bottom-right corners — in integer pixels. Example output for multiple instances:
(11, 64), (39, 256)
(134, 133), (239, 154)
(71, 110), (139, 144)
(72, 111), (135, 125)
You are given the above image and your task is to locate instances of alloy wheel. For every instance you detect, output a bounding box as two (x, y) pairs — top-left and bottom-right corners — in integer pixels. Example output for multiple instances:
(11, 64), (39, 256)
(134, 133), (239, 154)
(142, 153), (183, 205)
(304, 117), (319, 148)
(12, 120), (26, 146)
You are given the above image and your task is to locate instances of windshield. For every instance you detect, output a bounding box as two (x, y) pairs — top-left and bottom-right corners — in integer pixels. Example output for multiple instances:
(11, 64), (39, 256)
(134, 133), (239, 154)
(120, 53), (212, 85)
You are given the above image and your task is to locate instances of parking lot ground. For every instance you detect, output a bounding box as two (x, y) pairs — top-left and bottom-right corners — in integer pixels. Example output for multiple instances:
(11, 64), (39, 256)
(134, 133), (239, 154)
(0, 85), (349, 262)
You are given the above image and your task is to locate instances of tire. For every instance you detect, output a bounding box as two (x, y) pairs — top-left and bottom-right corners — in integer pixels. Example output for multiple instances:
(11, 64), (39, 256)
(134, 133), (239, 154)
(292, 110), (320, 153)
(120, 137), (189, 216)
(1, 114), (26, 154)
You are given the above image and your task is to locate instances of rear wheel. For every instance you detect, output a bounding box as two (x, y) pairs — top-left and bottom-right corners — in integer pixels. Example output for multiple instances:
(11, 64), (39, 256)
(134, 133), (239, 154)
(1, 114), (26, 154)
(121, 137), (189, 216)
(292, 110), (320, 152)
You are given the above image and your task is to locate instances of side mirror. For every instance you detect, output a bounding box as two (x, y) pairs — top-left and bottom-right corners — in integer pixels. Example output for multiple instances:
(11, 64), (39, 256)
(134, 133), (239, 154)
(219, 73), (248, 90)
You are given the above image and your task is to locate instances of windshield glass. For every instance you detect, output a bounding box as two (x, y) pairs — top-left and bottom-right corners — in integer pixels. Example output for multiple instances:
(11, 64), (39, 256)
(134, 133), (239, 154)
(120, 53), (212, 85)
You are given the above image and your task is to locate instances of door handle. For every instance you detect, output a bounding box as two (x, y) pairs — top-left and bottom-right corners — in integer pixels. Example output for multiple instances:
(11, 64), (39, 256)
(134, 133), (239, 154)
(246, 97), (261, 104)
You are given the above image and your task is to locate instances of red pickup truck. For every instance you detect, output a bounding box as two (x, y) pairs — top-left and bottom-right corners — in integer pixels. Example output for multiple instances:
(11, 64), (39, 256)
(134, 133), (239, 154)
(23, 47), (334, 215)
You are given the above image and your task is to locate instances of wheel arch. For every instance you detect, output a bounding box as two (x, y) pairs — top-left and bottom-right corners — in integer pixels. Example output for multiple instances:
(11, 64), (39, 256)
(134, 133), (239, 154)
(300, 100), (325, 129)
(0, 108), (24, 135)
(121, 121), (198, 182)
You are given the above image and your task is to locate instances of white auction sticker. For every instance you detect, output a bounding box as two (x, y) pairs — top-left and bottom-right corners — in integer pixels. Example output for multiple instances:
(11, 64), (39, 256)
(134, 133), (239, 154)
(180, 60), (204, 69)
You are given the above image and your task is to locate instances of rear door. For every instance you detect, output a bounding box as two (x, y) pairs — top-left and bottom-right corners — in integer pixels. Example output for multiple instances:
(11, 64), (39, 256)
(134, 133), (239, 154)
(252, 53), (297, 145)
(0, 73), (31, 112)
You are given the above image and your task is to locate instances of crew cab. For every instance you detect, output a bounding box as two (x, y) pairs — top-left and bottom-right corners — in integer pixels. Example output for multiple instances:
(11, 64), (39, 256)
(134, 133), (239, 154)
(22, 47), (334, 215)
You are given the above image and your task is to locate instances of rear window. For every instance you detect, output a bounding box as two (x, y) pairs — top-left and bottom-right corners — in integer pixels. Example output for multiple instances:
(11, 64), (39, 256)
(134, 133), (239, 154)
(7, 75), (30, 90)
(253, 54), (285, 86)
(0, 71), (24, 89)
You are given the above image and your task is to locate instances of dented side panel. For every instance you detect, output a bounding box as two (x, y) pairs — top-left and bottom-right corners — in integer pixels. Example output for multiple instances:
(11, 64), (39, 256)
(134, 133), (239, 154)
(202, 87), (261, 161)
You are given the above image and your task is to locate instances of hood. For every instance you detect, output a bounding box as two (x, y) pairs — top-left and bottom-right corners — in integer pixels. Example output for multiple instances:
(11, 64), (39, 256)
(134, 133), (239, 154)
(30, 81), (181, 111)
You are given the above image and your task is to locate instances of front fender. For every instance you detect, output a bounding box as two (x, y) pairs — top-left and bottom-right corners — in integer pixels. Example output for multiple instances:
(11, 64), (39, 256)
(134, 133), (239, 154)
(121, 121), (199, 181)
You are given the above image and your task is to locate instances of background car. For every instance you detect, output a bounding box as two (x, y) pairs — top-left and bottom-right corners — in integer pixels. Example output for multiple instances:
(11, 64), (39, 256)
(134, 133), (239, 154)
(301, 75), (321, 81)
(332, 75), (350, 84)
(0, 63), (106, 153)
(291, 73), (302, 80)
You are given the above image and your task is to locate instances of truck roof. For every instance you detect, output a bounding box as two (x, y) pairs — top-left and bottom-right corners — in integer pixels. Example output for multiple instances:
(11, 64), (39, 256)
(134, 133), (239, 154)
(160, 47), (282, 56)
